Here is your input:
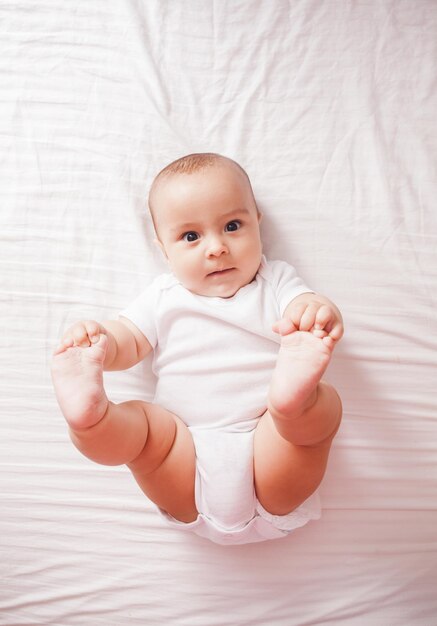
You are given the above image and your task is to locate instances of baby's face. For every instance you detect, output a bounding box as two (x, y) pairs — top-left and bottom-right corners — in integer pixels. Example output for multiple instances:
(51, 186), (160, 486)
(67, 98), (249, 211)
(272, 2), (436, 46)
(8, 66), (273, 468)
(152, 163), (263, 298)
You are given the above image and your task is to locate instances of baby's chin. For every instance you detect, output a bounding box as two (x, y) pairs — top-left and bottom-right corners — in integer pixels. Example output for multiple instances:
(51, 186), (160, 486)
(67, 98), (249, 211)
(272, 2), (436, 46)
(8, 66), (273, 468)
(186, 276), (254, 299)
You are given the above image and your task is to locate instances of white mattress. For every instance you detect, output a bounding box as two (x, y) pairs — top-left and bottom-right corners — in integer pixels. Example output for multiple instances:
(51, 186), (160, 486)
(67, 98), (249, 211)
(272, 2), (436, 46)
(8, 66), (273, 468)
(1, 1), (436, 624)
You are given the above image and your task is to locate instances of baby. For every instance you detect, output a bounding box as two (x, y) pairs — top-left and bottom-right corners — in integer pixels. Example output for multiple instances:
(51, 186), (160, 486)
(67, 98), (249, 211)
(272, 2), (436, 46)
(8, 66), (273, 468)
(51, 153), (343, 545)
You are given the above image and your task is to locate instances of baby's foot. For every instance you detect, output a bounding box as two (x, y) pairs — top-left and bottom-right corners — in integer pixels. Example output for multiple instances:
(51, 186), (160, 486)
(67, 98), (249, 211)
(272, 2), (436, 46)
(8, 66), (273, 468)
(268, 331), (334, 420)
(51, 335), (109, 430)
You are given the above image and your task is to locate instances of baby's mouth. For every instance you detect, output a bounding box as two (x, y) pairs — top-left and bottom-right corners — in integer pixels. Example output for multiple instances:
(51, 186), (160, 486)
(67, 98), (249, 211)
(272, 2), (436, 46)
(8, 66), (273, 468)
(207, 268), (235, 277)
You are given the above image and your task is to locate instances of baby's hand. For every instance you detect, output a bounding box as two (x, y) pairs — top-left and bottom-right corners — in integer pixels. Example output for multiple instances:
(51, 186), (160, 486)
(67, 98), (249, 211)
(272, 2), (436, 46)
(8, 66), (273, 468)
(273, 297), (344, 343)
(53, 320), (107, 355)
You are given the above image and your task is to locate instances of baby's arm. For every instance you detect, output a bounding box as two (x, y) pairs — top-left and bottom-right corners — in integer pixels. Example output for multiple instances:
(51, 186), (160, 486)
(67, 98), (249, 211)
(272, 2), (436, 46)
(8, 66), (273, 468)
(53, 317), (152, 371)
(273, 293), (344, 346)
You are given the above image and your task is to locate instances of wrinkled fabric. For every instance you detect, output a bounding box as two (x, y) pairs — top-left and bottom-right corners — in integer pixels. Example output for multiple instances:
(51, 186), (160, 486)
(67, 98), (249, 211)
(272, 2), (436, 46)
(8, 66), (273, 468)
(1, 1), (436, 624)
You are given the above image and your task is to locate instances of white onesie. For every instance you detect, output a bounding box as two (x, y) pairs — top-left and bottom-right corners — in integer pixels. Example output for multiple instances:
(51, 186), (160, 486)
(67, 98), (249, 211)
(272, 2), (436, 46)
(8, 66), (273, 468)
(120, 256), (321, 545)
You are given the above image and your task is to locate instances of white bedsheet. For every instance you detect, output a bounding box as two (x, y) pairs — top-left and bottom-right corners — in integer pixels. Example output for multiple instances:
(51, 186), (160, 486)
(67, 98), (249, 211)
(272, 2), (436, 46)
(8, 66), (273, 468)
(1, 1), (436, 624)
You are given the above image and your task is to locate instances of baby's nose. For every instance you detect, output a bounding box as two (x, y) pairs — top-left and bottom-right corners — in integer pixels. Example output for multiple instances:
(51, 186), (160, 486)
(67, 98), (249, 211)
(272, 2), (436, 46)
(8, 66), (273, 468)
(206, 235), (228, 257)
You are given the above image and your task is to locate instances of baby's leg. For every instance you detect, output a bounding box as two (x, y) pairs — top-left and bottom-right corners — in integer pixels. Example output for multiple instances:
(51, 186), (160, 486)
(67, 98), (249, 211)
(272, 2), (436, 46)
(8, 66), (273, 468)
(51, 336), (197, 523)
(253, 331), (342, 516)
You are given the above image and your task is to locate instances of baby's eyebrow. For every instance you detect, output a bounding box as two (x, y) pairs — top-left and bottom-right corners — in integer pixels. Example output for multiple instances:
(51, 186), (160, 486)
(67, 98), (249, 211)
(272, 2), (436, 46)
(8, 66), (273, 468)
(170, 222), (198, 233)
(222, 208), (251, 219)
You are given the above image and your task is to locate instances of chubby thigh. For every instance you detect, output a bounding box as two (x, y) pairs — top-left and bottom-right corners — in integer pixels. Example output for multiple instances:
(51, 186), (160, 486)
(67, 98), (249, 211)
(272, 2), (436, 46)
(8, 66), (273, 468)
(127, 403), (198, 524)
(253, 399), (338, 516)
(151, 418), (322, 543)
(127, 401), (332, 531)
(128, 409), (259, 531)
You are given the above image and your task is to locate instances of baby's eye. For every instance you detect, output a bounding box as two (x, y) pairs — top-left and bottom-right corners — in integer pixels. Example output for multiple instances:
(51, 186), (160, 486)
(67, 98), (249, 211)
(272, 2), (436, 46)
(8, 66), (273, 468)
(225, 220), (241, 232)
(182, 231), (199, 242)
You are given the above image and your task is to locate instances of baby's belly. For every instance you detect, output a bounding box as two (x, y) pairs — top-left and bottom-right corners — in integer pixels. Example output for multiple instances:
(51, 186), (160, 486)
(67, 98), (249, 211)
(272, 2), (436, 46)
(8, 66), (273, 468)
(153, 345), (279, 430)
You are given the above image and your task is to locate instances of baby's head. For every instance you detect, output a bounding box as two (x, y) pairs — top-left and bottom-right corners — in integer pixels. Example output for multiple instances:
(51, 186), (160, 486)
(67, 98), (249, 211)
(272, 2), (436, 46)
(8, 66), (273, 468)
(149, 153), (263, 298)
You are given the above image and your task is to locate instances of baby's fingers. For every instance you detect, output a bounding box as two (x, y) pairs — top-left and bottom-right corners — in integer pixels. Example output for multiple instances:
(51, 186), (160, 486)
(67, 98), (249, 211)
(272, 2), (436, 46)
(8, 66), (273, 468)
(73, 320), (104, 347)
(328, 320), (344, 342)
(272, 318), (297, 336)
(315, 306), (344, 342)
(299, 303), (319, 332)
(70, 323), (92, 348)
(314, 305), (334, 332)
(83, 320), (103, 344)
(57, 320), (101, 352)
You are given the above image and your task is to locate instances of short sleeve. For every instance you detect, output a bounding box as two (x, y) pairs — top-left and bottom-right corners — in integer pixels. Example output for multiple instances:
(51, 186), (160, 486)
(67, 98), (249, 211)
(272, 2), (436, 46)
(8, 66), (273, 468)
(261, 258), (314, 317)
(119, 277), (162, 348)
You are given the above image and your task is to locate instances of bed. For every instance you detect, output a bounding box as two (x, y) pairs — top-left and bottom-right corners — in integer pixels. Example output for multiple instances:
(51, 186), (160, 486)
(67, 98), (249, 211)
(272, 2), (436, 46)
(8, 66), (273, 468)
(1, 1), (436, 624)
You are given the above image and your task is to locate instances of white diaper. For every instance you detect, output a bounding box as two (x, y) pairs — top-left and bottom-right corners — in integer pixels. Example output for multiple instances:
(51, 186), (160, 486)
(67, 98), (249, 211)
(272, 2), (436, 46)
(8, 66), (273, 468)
(157, 424), (321, 545)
